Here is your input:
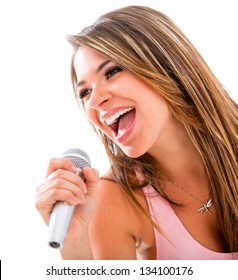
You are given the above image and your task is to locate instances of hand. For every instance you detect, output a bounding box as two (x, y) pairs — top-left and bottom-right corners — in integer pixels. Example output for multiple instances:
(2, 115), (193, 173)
(35, 157), (99, 241)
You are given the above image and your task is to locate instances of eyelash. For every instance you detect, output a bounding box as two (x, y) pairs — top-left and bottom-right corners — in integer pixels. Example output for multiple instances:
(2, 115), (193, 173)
(78, 89), (92, 100)
(104, 66), (122, 80)
(78, 65), (122, 100)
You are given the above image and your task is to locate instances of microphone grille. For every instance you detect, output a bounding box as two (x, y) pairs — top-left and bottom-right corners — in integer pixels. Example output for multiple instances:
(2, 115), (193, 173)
(62, 148), (91, 169)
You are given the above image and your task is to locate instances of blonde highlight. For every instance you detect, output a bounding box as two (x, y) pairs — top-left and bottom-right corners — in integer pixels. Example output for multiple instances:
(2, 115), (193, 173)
(67, 6), (238, 252)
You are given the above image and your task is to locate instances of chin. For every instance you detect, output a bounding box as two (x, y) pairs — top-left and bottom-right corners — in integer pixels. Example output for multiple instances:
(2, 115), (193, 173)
(121, 146), (147, 159)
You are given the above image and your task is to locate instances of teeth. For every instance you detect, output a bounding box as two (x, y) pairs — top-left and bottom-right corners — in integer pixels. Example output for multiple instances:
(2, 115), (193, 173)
(105, 107), (133, 125)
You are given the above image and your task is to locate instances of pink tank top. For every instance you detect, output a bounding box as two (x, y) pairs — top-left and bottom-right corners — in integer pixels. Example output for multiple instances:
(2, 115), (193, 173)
(143, 185), (238, 260)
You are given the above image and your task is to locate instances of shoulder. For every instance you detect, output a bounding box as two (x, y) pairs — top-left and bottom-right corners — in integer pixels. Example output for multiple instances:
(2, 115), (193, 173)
(89, 169), (155, 259)
(97, 169), (147, 221)
(94, 174), (139, 231)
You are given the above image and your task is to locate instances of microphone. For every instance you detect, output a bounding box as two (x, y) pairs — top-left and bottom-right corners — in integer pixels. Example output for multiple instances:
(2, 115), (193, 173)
(47, 148), (91, 249)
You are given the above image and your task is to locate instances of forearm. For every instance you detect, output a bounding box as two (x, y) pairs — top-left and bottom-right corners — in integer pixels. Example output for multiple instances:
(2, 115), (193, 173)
(60, 229), (94, 260)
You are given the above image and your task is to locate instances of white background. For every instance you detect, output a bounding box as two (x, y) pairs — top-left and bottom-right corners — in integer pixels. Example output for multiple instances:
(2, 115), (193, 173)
(0, 0), (237, 278)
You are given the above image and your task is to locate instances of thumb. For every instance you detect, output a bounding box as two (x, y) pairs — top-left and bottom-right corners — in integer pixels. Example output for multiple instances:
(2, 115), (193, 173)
(82, 167), (99, 198)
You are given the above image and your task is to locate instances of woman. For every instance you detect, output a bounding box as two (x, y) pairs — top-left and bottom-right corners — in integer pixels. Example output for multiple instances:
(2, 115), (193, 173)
(35, 5), (238, 259)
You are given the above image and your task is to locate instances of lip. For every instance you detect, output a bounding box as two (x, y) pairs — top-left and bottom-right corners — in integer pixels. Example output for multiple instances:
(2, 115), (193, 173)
(101, 106), (134, 122)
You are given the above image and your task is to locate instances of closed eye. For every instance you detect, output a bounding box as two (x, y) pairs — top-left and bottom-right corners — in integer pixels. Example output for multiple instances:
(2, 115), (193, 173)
(104, 66), (122, 80)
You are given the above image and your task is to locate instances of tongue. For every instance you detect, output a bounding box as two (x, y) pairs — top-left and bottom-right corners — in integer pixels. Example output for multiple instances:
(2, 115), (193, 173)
(118, 109), (135, 135)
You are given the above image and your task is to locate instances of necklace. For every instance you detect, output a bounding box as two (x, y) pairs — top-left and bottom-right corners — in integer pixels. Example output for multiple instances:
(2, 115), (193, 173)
(167, 179), (213, 214)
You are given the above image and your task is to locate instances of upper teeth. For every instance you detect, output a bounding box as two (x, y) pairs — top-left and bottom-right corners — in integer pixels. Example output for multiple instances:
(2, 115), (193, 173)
(105, 107), (133, 125)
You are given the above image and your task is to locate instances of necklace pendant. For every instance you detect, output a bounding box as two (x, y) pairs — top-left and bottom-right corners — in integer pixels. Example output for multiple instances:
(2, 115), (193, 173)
(197, 199), (213, 214)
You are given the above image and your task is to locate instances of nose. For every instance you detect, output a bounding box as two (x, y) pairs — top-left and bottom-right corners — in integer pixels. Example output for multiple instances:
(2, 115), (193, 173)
(88, 84), (112, 109)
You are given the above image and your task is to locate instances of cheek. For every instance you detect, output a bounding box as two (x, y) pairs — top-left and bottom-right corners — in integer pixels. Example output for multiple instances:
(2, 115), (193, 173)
(85, 106), (95, 122)
(85, 107), (115, 142)
(85, 107), (102, 128)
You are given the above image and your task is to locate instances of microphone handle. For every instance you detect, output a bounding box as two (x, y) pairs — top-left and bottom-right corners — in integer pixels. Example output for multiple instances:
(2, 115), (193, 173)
(48, 202), (75, 249)
(47, 154), (87, 249)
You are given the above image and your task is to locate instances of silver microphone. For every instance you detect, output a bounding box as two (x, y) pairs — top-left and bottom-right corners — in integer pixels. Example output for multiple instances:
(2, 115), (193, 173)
(47, 148), (91, 249)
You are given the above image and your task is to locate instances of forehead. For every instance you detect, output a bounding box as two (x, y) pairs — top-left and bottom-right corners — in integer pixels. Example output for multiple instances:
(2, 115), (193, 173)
(73, 46), (107, 73)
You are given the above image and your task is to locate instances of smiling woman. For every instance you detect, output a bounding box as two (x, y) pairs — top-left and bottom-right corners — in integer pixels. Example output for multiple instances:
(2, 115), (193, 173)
(73, 45), (173, 157)
(35, 5), (238, 260)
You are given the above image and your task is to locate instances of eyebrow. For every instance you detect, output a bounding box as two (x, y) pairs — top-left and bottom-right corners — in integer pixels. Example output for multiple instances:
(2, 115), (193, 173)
(76, 59), (111, 88)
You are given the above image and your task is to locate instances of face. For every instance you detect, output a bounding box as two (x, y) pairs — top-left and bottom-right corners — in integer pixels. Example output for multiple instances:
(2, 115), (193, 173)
(73, 46), (175, 158)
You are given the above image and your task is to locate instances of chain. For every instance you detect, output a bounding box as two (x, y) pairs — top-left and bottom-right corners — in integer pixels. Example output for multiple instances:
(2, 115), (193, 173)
(167, 178), (213, 214)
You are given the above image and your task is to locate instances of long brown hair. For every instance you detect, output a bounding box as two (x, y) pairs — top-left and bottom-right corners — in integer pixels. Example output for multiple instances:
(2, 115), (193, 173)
(67, 5), (238, 252)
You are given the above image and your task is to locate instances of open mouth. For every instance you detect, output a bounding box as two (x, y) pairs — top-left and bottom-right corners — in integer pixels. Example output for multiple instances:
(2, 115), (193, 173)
(106, 107), (136, 137)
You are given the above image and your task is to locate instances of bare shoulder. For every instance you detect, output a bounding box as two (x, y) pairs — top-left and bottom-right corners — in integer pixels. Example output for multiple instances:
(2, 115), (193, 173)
(89, 170), (156, 259)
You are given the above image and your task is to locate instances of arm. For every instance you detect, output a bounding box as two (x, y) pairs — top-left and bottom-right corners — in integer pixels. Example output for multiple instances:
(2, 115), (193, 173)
(61, 178), (139, 259)
(35, 158), (98, 260)
(36, 159), (143, 259)
(60, 228), (93, 259)
(89, 179), (139, 259)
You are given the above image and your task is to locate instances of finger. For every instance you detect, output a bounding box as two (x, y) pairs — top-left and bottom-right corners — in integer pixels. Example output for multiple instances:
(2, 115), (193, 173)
(37, 177), (86, 203)
(45, 169), (87, 193)
(36, 188), (86, 215)
(82, 167), (99, 197)
(35, 189), (77, 225)
(46, 158), (76, 177)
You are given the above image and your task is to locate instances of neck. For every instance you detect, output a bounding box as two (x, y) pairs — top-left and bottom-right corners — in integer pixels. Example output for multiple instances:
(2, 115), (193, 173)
(148, 121), (205, 182)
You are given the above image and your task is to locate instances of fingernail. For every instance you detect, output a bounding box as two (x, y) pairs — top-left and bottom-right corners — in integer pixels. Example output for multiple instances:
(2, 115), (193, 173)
(70, 165), (79, 174)
(82, 183), (87, 194)
(79, 194), (86, 203)
(91, 168), (99, 176)
(72, 198), (79, 205)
